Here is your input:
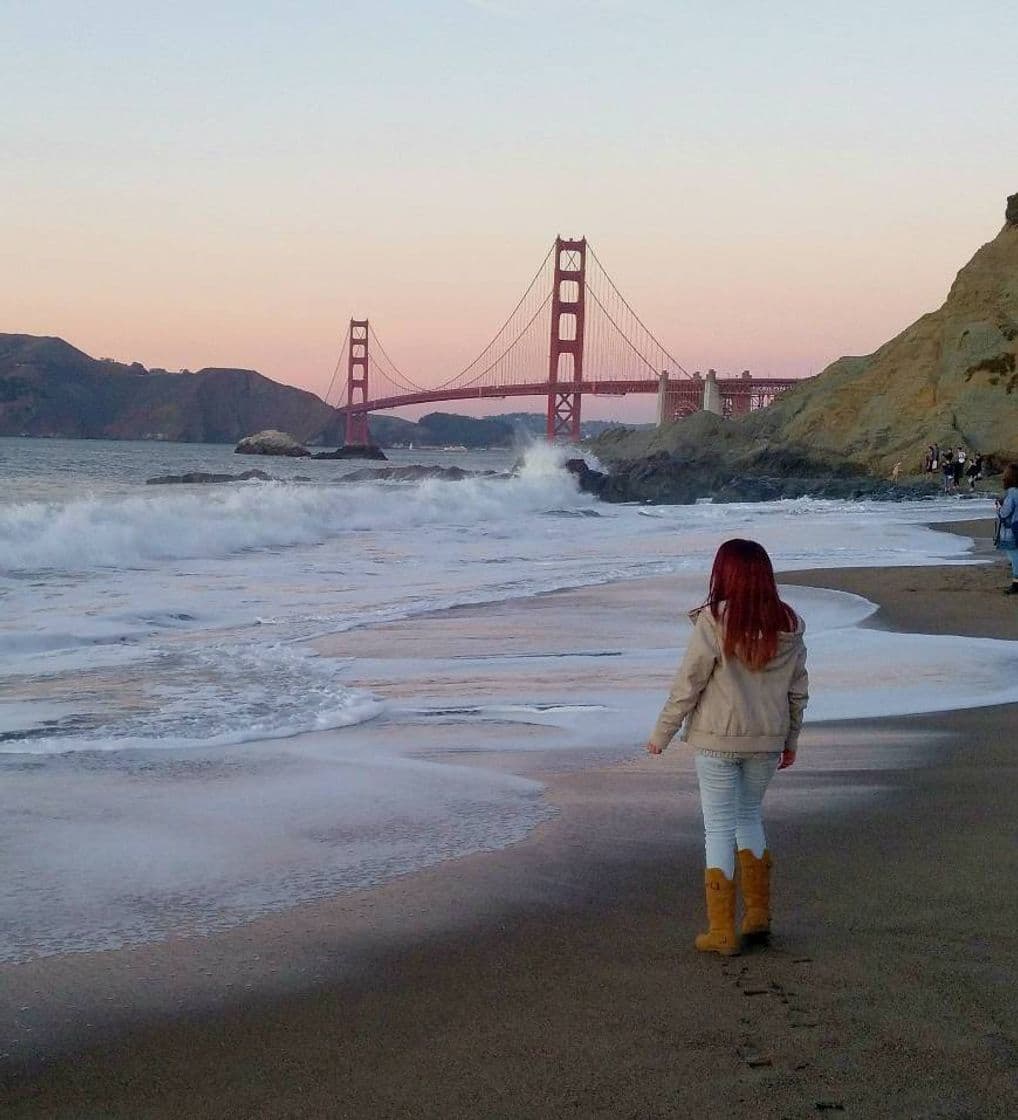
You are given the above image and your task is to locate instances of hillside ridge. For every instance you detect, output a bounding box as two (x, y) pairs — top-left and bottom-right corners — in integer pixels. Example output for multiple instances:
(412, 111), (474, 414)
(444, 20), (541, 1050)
(597, 192), (1018, 473)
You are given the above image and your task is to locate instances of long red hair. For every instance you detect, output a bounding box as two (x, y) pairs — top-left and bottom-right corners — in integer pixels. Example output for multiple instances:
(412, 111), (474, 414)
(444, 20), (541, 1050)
(707, 539), (798, 670)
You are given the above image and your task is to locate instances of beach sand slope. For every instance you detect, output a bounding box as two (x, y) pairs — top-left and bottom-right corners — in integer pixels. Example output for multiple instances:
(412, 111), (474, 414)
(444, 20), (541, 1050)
(2, 520), (1017, 1118)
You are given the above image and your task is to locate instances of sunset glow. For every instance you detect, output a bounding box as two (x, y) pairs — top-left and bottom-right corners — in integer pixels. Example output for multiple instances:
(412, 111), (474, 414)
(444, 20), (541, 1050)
(4, 0), (1015, 421)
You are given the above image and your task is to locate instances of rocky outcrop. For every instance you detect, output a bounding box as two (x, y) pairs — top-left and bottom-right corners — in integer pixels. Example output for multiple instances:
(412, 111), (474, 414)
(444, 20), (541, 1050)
(563, 458), (608, 496)
(146, 470), (271, 485)
(571, 449), (942, 504)
(340, 465), (497, 483)
(735, 194), (1018, 472)
(312, 445), (387, 460)
(235, 430), (310, 456)
(594, 192), (1018, 476)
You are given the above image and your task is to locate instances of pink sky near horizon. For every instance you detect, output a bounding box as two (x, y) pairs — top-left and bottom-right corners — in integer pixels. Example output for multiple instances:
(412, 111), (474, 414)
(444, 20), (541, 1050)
(4, 2), (1015, 425)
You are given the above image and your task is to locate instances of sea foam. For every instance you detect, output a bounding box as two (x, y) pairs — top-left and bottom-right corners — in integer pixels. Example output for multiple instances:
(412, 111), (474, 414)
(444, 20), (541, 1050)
(0, 447), (593, 574)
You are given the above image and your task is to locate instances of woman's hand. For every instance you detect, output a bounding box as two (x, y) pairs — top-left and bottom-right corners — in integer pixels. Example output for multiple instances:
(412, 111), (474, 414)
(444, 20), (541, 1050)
(645, 740), (663, 755)
(778, 748), (796, 770)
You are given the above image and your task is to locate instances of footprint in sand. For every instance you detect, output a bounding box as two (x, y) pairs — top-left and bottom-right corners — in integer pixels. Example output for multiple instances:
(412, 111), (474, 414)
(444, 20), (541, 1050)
(726, 951), (838, 1112)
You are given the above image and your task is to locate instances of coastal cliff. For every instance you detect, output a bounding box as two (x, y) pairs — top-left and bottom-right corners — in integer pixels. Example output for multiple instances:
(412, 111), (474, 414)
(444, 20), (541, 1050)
(595, 192), (1018, 476)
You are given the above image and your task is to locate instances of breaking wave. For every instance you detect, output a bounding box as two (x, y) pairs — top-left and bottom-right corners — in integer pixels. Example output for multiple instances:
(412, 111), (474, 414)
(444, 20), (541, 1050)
(0, 445), (596, 574)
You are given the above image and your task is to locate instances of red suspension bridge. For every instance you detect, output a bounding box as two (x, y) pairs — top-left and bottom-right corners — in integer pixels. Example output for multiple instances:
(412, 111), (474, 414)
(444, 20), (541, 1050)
(324, 238), (799, 444)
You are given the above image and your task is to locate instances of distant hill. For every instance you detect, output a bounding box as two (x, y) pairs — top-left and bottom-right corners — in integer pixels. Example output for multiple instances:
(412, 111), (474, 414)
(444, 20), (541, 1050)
(495, 412), (655, 440)
(410, 412), (517, 448)
(0, 335), (341, 444)
(379, 412), (638, 447)
(595, 191), (1018, 474)
(0, 335), (604, 449)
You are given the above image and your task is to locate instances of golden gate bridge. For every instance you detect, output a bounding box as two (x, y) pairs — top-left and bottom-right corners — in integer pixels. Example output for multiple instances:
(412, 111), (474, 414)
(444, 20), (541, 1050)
(324, 238), (798, 444)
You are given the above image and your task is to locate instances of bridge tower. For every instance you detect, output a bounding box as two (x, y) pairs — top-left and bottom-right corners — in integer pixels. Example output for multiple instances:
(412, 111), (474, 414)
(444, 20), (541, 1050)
(345, 319), (370, 446)
(546, 237), (587, 442)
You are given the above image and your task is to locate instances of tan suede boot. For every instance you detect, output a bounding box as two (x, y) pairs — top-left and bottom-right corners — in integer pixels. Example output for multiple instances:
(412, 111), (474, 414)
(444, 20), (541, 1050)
(737, 848), (772, 940)
(694, 868), (740, 956)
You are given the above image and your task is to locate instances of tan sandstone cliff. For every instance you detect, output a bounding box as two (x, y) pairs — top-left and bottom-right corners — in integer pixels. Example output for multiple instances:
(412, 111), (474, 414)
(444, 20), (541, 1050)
(598, 193), (1018, 475)
(748, 191), (1018, 472)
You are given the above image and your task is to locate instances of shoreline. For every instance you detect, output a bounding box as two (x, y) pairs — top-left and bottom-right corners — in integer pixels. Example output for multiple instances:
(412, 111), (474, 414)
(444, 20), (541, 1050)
(3, 516), (1018, 1116)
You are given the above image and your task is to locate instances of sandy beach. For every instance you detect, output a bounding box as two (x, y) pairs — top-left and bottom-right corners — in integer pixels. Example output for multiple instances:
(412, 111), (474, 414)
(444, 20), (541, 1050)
(3, 517), (1017, 1119)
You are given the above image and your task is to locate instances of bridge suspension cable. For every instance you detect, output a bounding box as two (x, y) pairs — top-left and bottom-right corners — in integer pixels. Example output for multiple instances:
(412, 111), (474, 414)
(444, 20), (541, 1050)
(367, 323), (427, 394)
(438, 292), (552, 391)
(328, 235), (711, 429)
(585, 244), (692, 379)
(323, 323), (350, 406)
(584, 284), (663, 377)
(432, 240), (557, 390)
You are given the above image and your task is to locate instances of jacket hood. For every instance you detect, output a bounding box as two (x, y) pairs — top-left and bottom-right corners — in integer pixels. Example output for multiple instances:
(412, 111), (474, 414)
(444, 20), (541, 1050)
(689, 604), (806, 641)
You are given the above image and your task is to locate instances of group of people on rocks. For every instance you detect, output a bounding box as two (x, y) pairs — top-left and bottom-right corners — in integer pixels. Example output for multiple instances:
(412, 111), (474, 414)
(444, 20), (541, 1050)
(923, 444), (984, 491)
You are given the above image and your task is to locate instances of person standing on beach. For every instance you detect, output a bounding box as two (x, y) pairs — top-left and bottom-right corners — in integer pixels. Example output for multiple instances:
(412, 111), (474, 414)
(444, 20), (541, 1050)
(995, 463), (1018, 595)
(953, 448), (966, 490)
(942, 449), (955, 493)
(644, 539), (808, 957)
(967, 453), (984, 490)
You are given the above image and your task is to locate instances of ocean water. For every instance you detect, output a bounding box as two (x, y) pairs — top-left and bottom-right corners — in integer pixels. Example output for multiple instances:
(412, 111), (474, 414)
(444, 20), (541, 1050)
(0, 436), (1012, 962)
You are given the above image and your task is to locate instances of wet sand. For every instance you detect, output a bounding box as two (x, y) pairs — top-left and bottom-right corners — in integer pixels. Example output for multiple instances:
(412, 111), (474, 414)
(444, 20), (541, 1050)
(3, 517), (1018, 1118)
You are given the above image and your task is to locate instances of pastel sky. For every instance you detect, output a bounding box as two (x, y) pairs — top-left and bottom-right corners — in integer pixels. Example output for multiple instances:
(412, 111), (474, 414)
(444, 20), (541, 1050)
(4, 0), (1016, 422)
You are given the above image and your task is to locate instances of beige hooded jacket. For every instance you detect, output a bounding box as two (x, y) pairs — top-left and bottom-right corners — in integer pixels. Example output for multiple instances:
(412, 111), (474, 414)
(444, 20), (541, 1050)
(649, 607), (808, 754)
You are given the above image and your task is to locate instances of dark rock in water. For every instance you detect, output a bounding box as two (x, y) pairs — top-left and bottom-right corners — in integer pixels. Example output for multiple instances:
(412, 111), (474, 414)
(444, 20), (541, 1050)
(564, 458), (608, 496)
(567, 449), (943, 504)
(340, 465), (497, 483)
(235, 430), (310, 456)
(146, 470), (271, 485)
(313, 445), (387, 460)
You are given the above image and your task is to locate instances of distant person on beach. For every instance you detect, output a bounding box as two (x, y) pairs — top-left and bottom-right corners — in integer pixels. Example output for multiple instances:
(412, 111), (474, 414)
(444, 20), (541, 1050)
(967, 453), (984, 490)
(995, 463), (1018, 595)
(953, 448), (966, 489)
(942, 449), (955, 493)
(644, 539), (808, 957)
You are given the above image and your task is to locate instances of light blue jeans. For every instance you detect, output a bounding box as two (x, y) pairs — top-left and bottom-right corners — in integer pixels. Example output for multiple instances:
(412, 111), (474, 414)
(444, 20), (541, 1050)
(694, 752), (781, 878)
(1003, 548), (1018, 579)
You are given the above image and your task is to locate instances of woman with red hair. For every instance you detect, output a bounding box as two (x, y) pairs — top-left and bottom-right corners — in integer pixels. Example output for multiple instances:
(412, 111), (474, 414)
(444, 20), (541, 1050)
(645, 539), (808, 956)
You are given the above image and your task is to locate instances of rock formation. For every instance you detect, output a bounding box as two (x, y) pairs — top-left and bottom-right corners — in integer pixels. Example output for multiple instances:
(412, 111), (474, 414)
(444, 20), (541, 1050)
(596, 192), (1018, 476)
(1006, 191), (1018, 227)
(339, 465), (495, 483)
(574, 427), (941, 504)
(744, 192), (1018, 472)
(235, 430), (310, 456)
(312, 445), (388, 460)
(146, 470), (272, 485)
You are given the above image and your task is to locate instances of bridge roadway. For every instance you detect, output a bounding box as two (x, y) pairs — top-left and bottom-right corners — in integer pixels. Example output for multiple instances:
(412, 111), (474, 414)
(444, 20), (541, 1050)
(334, 377), (798, 415)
